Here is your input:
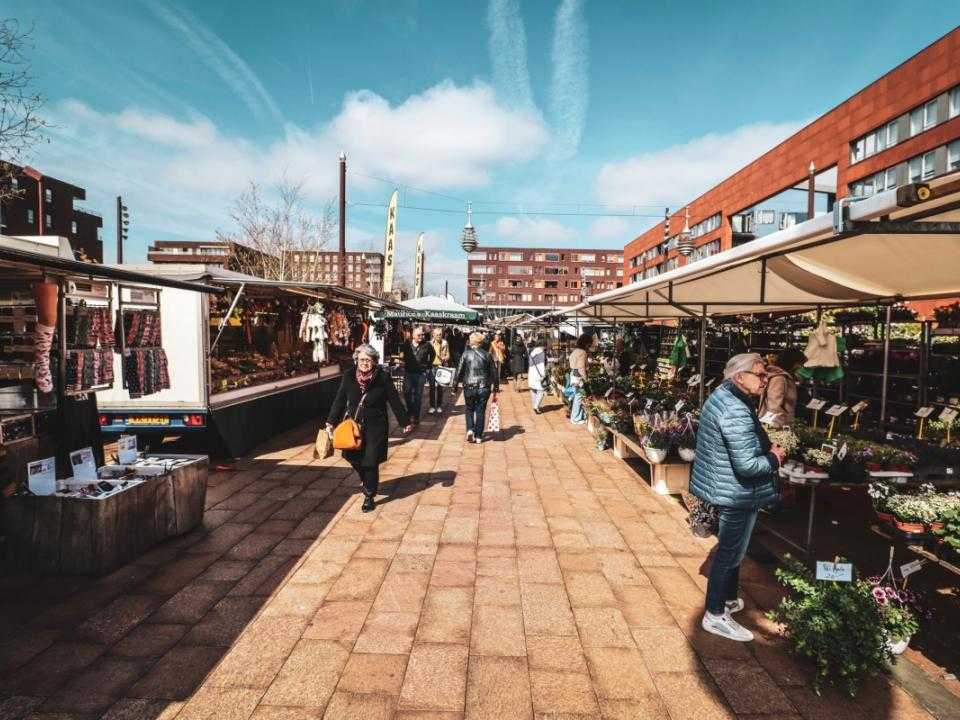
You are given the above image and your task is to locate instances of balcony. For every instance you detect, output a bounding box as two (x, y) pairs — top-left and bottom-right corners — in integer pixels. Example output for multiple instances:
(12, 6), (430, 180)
(72, 203), (102, 220)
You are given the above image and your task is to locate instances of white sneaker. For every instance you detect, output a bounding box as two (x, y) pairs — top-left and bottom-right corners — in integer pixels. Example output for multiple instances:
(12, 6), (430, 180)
(725, 599), (745, 614)
(701, 611), (753, 642)
(466, 431), (475, 443)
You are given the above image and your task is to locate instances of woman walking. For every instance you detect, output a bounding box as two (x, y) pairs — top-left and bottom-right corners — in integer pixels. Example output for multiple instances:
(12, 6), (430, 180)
(527, 334), (547, 414)
(327, 344), (413, 512)
(509, 334), (528, 391)
(455, 331), (499, 443)
(689, 353), (786, 641)
(490, 333), (507, 381)
(567, 333), (592, 425)
(427, 327), (451, 415)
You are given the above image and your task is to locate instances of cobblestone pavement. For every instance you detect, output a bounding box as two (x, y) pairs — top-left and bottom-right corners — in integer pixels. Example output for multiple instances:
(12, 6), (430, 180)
(0, 384), (938, 719)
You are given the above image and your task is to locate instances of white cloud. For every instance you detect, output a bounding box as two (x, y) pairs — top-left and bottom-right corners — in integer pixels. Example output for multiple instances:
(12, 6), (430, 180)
(595, 120), (806, 207)
(495, 216), (577, 243)
(487, 0), (535, 112)
(549, 0), (588, 162)
(147, 1), (283, 124)
(588, 217), (630, 240)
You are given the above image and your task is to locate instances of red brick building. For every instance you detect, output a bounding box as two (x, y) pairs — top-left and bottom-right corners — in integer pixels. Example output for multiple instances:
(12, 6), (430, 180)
(624, 28), (960, 282)
(466, 246), (624, 317)
(0, 163), (104, 262)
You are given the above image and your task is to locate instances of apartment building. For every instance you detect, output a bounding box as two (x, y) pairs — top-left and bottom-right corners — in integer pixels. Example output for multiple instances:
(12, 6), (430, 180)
(466, 246), (624, 316)
(286, 250), (384, 295)
(624, 28), (960, 283)
(0, 163), (104, 262)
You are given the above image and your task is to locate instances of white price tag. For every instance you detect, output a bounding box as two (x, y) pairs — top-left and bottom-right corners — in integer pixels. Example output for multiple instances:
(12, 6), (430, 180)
(900, 560), (923, 578)
(825, 405), (849, 417)
(117, 435), (138, 464)
(759, 411), (778, 425)
(939, 407), (959, 423)
(915, 406), (935, 418)
(838, 442), (849, 461)
(851, 401), (869, 414)
(27, 457), (56, 496)
(626, 392), (635, 399)
(69, 447), (98, 483)
(705, 377), (717, 388)
(815, 561), (853, 582)
(806, 399), (827, 411)
(604, 387), (614, 398)
(675, 400), (685, 412)
(645, 399), (653, 410)
(686, 374), (701, 387)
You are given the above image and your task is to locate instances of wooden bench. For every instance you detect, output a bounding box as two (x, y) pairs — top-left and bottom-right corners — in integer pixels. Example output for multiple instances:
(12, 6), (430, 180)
(610, 429), (690, 496)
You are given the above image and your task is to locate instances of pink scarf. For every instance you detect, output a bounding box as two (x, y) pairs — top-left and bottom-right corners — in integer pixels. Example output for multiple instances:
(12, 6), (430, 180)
(356, 366), (376, 392)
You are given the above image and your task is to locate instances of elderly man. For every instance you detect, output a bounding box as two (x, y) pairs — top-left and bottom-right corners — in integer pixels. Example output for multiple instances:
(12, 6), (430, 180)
(690, 353), (787, 643)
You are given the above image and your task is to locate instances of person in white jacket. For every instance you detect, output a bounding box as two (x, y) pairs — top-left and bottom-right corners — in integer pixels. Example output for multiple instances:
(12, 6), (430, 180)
(527, 334), (548, 414)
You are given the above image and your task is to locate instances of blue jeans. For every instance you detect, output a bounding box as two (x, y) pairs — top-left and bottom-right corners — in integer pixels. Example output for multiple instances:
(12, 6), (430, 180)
(404, 371), (427, 421)
(570, 391), (586, 423)
(705, 507), (758, 615)
(426, 367), (444, 409)
(463, 385), (491, 439)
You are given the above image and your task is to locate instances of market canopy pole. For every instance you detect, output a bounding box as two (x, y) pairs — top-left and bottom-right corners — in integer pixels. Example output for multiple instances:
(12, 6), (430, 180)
(339, 153), (347, 289)
(699, 306), (707, 407)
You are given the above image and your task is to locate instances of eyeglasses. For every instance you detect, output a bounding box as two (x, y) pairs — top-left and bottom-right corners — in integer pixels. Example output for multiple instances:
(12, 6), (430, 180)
(357, 357), (375, 364)
(741, 370), (767, 381)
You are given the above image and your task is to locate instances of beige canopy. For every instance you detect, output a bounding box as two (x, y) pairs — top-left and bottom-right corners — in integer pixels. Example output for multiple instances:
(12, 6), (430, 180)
(562, 173), (960, 322)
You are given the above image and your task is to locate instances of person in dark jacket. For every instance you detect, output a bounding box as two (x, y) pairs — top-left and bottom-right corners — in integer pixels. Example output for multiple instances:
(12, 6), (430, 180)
(401, 325), (435, 424)
(455, 331), (499, 443)
(690, 353), (786, 642)
(509, 335), (527, 391)
(327, 344), (413, 512)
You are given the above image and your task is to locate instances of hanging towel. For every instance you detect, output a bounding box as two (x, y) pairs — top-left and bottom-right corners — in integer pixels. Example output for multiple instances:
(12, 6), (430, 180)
(797, 335), (845, 385)
(668, 334), (690, 369)
(802, 319), (840, 368)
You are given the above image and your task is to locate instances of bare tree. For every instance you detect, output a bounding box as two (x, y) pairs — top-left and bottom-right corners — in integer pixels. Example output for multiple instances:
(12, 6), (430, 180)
(1, 19), (47, 200)
(216, 176), (335, 281)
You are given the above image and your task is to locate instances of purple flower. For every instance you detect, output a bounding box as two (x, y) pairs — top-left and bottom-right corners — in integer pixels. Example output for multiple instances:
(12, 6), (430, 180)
(871, 586), (888, 605)
(885, 587), (898, 599)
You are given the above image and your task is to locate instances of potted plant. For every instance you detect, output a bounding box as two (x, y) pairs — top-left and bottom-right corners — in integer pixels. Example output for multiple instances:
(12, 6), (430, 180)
(643, 429), (670, 464)
(933, 503), (960, 558)
(803, 448), (834, 473)
(868, 481), (894, 524)
(928, 493), (960, 535)
(593, 425), (611, 451)
(886, 494), (936, 536)
(632, 415), (650, 440)
(866, 573), (925, 656)
(677, 433), (697, 462)
(767, 427), (800, 460)
(767, 556), (900, 697)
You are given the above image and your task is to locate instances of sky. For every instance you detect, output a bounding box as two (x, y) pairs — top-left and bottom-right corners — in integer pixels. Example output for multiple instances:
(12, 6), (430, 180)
(6, 1), (959, 300)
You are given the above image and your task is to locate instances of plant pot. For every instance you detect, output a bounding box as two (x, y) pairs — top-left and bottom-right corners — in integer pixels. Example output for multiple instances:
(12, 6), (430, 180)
(866, 462), (883, 472)
(893, 518), (927, 536)
(875, 510), (894, 525)
(678, 447), (696, 463)
(644, 447), (668, 464)
(887, 465), (912, 473)
(888, 636), (910, 655)
(928, 521), (945, 534)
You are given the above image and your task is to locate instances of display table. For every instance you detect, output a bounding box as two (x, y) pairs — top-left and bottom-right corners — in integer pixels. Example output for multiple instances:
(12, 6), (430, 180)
(2, 454), (208, 576)
(610, 429), (690, 495)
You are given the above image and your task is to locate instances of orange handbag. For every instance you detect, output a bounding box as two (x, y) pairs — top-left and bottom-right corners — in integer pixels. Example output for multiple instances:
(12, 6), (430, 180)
(332, 396), (365, 451)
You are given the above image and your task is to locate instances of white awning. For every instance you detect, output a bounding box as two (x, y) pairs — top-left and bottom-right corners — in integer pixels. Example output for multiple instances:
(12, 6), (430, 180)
(563, 173), (960, 322)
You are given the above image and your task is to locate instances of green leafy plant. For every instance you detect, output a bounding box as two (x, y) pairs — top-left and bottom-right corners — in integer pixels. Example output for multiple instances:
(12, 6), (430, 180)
(767, 428), (800, 457)
(934, 504), (960, 551)
(803, 448), (834, 469)
(886, 494), (937, 524)
(767, 556), (894, 697)
(644, 429), (670, 450)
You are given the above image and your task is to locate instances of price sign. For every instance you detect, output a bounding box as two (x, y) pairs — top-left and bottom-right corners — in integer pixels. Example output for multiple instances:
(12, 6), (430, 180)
(826, 405), (849, 417)
(604, 387), (614, 398)
(939, 407), (959, 423)
(838, 442), (849, 461)
(675, 400), (685, 412)
(900, 560), (923, 578)
(851, 401), (869, 414)
(27, 457), (56, 496)
(759, 411), (779, 425)
(686, 374), (701, 387)
(815, 561), (853, 582)
(915, 406), (936, 418)
(69, 447), (97, 483)
(806, 399), (827, 411)
(117, 435), (138, 464)
(645, 399), (654, 410)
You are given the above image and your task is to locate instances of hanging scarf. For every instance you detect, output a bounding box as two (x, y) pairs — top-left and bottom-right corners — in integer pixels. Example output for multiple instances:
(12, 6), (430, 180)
(356, 365), (376, 392)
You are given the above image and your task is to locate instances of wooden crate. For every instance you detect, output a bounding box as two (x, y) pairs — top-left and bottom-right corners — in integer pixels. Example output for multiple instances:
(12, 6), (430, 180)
(2, 454), (208, 576)
(611, 430), (690, 495)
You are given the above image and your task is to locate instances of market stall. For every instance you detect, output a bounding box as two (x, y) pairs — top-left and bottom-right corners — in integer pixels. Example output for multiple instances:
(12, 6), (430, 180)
(97, 265), (393, 457)
(0, 235), (218, 575)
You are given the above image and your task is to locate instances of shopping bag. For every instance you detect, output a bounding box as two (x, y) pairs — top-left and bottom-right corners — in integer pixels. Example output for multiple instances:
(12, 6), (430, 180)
(435, 366), (455, 387)
(487, 400), (501, 433)
(314, 426), (333, 459)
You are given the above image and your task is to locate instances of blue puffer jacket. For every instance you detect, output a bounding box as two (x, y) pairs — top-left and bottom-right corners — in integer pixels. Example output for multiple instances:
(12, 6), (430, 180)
(690, 380), (780, 510)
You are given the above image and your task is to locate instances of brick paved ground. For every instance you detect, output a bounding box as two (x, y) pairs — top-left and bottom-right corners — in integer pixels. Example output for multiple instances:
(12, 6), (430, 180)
(0, 383), (939, 719)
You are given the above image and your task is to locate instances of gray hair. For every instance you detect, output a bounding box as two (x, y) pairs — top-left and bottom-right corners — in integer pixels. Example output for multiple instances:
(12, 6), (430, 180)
(353, 343), (381, 363)
(723, 352), (763, 380)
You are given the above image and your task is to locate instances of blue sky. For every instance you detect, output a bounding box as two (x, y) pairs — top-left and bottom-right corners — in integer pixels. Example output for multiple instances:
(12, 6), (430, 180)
(7, 1), (959, 298)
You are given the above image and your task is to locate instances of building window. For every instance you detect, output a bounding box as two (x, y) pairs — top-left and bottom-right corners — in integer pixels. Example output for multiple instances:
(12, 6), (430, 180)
(500, 252), (523, 261)
(923, 99), (938, 130)
(886, 120), (898, 147)
(691, 213), (721, 238)
(71, 221), (78, 234)
(472, 265), (496, 275)
(507, 265), (533, 275)
(26, 208), (34, 224)
(921, 150), (936, 179)
(950, 87), (960, 119)
(948, 140), (960, 172)
(910, 107), (923, 136)
(779, 211), (806, 229)
(610, 255), (623, 264)
(575, 253), (595, 262)
(45, 214), (52, 229)
(44, 188), (52, 203)
(908, 156), (922, 183)
(468, 251), (487, 261)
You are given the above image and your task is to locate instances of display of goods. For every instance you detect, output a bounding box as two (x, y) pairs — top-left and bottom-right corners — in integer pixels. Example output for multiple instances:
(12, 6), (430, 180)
(935, 301), (960, 328)
(767, 427), (800, 457)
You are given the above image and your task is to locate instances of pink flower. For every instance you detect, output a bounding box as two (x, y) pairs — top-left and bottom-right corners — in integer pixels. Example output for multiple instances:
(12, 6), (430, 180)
(885, 587), (898, 599)
(871, 587), (888, 605)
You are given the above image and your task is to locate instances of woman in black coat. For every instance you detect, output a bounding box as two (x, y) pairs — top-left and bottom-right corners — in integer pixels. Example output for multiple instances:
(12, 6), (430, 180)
(509, 335), (527, 389)
(326, 344), (412, 512)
